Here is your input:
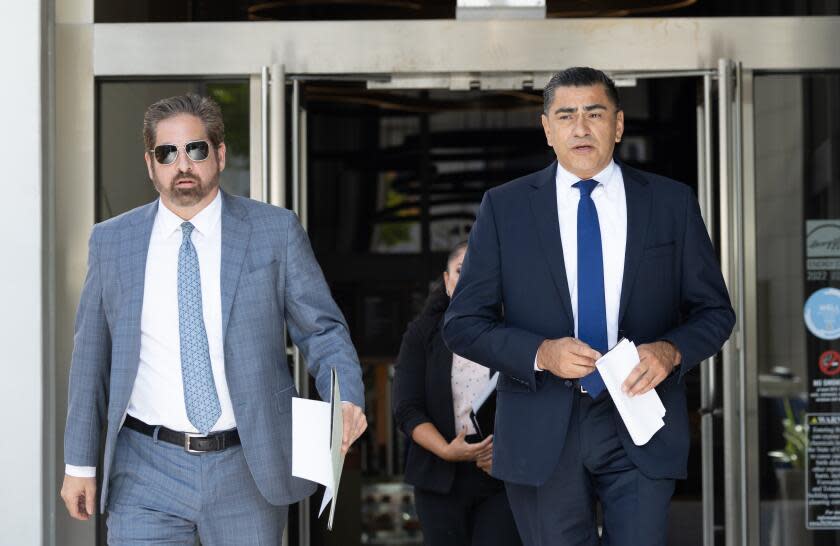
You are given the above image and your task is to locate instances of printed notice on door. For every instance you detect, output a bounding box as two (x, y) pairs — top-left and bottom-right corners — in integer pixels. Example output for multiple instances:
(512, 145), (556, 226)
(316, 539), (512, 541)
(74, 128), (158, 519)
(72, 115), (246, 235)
(807, 220), (840, 279)
(807, 413), (840, 529)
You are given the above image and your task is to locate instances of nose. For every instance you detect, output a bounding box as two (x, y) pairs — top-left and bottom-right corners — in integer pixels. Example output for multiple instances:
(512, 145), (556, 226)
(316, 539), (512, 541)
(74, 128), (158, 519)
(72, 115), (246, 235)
(175, 145), (192, 172)
(572, 114), (590, 138)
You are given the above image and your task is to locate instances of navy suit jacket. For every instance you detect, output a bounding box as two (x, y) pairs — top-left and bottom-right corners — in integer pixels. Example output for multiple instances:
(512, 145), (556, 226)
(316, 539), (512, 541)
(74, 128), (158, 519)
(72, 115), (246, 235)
(443, 161), (735, 486)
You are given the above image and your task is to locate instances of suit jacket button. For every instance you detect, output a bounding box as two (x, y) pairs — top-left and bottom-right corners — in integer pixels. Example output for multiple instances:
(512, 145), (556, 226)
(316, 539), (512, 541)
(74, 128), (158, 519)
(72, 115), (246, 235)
(565, 380), (572, 387)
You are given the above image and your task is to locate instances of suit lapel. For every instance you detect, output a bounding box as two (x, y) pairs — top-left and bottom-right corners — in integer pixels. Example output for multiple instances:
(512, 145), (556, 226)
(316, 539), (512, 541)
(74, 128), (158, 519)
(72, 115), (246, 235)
(220, 191), (251, 337)
(118, 201), (157, 325)
(528, 162), (575, 327)
(115, 201), (157, 404)
(618, 164), (652, 326)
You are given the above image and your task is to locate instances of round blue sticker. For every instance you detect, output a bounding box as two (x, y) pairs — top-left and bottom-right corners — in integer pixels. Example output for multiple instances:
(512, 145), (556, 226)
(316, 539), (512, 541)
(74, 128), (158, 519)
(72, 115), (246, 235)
(804, 288), (840, 340)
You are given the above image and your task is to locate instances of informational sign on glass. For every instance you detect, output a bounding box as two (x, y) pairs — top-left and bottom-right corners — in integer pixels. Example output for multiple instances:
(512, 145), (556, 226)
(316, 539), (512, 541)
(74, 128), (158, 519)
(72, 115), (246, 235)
(806, 414), (840, 528)
(805, 220), (840, 529)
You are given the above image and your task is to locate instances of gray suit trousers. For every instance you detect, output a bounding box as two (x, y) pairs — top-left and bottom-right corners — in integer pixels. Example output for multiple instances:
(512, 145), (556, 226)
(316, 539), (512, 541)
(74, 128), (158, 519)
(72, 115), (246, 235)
(107, 427), (288, 545)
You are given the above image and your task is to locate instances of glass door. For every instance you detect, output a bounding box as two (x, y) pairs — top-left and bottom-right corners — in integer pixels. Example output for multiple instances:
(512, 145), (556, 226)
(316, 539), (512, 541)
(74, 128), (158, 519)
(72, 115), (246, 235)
(268, 68), (740, 546)
(750, 70), (840, 546)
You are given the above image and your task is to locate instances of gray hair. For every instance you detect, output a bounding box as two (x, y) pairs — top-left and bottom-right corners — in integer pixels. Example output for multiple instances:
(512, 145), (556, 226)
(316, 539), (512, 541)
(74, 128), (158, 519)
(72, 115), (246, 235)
(143, 93), (225, 151)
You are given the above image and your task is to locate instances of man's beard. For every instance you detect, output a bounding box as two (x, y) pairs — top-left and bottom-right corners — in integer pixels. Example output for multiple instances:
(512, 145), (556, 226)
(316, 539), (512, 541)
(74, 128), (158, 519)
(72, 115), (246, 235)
(153, 171), (219, 207)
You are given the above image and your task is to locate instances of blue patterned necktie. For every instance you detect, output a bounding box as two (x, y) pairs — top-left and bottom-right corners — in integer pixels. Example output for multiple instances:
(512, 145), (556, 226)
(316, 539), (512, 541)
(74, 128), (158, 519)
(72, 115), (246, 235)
(574, 179), (608, 398)
(178, 221), (221, 434)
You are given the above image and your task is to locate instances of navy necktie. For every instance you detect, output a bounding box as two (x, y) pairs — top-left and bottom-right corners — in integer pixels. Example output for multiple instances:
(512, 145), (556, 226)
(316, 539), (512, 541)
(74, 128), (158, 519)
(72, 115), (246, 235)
(574, 179), (608, 398)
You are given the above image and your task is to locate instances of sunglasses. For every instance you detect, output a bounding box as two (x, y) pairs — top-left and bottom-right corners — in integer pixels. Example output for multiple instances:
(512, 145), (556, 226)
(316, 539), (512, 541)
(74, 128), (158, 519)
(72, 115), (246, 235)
(151, 140), (212, 165)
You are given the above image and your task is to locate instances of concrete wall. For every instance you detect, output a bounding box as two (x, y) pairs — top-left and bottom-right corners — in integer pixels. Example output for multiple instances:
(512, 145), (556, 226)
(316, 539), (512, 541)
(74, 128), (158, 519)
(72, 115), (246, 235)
(54, 0), (96, 543)
(0, 1), (45, 544)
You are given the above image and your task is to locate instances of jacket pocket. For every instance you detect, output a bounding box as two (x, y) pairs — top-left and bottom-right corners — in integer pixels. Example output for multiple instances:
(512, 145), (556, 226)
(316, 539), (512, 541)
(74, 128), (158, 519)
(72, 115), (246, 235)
(276, 384), (297, 414)
(496, 374), (531, 393)
(643, 241), (675, 259)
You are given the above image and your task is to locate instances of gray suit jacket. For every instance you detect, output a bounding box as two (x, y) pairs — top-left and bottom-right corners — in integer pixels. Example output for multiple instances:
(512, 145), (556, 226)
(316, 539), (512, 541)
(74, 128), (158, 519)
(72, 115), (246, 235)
(64, 191), (365, 512)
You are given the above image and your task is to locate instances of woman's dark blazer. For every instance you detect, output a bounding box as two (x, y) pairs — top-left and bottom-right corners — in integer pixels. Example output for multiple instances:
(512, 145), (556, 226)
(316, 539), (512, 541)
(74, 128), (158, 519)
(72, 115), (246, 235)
(393, 310), (460, 494)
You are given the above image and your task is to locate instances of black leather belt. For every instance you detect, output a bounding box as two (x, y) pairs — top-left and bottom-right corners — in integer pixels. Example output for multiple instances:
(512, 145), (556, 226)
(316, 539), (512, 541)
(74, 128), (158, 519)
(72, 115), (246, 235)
(123, 415), (240, 453)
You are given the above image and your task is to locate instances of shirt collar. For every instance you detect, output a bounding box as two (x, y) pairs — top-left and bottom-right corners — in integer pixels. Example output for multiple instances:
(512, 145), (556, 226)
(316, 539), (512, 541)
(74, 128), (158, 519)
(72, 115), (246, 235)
(555, 159), (617, 193)
(156, 189), (223, 239)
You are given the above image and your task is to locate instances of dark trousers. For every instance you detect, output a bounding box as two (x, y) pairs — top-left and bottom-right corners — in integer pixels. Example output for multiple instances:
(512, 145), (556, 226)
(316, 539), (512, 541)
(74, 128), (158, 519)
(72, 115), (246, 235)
(414, 461), (522, 546)
(505, 390), (675, 546)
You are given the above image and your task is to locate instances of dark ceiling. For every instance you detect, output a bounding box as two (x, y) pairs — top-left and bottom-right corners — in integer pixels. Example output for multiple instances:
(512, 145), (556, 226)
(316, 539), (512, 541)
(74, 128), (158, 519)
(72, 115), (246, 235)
(96, 0), (839, 22)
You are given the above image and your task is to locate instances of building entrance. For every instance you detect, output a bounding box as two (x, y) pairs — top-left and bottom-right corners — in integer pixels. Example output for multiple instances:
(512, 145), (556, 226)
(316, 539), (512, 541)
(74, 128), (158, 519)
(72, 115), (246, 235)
(54, 15), (840, 546)
(93, 68), (736, 545)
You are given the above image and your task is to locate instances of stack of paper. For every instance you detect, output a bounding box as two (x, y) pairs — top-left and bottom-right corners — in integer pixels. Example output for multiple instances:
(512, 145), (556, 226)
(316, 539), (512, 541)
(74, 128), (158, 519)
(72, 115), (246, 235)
(291, 369), (345, 530)
(595, 339), (666, 446)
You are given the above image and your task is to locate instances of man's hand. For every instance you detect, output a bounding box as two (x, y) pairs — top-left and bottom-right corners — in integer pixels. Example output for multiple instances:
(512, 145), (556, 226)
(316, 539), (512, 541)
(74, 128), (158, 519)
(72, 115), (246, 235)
(60, 475), (96, 521)
(341, 402), (368, 455)
(536, 337), (601, 379)
(622, 341), (681, 397)
(443, 429), (493, 463)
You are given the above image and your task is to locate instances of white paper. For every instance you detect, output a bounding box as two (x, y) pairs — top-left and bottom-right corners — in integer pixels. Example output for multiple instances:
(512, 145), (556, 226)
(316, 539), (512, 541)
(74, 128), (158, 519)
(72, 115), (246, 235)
(292, 369), (345, 530)
(327, 371), (344, 529)
(471, 371), (499, 413)
(595, 339), (666, 446)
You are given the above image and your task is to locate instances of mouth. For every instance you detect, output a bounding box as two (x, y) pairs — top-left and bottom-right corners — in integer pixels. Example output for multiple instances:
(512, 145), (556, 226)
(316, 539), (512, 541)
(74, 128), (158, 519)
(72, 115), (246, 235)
(571, 144), (595, 154)
(174, 178), (198, 188)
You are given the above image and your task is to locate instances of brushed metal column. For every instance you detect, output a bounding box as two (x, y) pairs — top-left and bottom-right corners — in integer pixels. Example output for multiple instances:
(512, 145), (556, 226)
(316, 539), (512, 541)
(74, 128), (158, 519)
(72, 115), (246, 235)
(697, 71), (718, 546)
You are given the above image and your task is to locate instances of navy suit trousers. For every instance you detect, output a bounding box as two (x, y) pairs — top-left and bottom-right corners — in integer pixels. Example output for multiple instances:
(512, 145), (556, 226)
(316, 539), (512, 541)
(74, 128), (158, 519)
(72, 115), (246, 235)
(505, 390), (675, 546)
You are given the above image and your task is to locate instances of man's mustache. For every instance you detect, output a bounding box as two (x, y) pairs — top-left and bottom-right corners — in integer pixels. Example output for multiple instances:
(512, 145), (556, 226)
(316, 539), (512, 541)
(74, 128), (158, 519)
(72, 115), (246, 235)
(170, 173), (200, 187)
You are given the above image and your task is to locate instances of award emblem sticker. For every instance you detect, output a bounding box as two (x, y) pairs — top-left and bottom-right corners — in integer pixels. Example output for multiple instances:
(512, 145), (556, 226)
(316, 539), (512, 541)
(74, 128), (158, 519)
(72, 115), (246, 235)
(804, 288), (840, 340)
(819, 350), (840, 376)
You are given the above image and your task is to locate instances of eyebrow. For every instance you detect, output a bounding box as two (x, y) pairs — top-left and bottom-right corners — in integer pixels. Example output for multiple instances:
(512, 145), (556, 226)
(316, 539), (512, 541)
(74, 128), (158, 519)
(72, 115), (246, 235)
(552, 103), (609, 115)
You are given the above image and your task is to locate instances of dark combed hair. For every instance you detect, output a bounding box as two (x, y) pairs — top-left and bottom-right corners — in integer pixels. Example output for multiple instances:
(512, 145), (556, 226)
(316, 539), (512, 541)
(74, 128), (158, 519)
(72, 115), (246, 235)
(143, 93), (225, 151)
(543, 67), (621, 114)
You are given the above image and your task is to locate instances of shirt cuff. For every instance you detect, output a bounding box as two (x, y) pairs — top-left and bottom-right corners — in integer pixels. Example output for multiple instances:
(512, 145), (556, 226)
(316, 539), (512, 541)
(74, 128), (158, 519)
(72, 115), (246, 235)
(65, 464), (96, 478)
(534, 354), (541, 371)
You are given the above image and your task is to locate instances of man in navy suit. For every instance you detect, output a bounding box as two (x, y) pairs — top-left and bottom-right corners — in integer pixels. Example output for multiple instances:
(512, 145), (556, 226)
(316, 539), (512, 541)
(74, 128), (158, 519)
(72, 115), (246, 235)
(443, 67), (734, 545)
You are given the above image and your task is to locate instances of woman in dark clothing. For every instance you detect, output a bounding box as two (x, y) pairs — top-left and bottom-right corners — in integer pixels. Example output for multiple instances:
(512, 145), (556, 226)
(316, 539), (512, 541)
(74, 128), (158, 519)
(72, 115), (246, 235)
(393, 243), (521, 546)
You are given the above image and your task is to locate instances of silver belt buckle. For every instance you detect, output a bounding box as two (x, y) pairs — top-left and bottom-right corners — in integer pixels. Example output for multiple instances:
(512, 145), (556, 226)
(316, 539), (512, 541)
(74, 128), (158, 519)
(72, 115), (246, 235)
(184, 431), (207, 453)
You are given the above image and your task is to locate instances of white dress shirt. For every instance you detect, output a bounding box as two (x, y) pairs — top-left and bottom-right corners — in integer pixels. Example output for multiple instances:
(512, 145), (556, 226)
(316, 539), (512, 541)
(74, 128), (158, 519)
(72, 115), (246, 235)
(66, 191), (236, 478)
(451, 354), (493, 435)
(535, 160), (627, 370)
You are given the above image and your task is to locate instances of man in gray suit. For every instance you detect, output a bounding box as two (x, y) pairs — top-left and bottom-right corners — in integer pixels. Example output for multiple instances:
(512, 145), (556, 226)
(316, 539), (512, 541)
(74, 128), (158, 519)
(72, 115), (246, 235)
(60, 94), (367, 544)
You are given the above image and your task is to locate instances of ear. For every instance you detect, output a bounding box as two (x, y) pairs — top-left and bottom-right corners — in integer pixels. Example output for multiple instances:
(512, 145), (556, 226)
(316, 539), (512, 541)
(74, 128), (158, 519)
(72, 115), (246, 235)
(615, 110), (625, 143)
(216, 142), (227, 172)
(541, 114), (553, 147)
(144, 151), (155, 181)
